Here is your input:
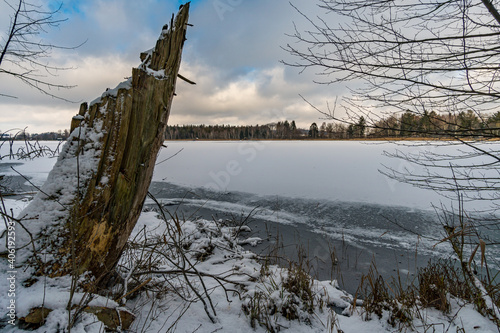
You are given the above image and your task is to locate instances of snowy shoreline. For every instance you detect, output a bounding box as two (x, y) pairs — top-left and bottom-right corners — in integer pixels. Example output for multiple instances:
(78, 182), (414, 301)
(147, 181), (445, 296)
(1, 180), (497, 332)
(1, 141), (499, 331)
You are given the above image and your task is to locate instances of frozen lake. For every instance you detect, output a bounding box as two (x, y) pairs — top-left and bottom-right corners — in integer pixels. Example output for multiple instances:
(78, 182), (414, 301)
(149, 141), (457, 292)
(153, 140), (448, 209)
(2, 140), (497, 293)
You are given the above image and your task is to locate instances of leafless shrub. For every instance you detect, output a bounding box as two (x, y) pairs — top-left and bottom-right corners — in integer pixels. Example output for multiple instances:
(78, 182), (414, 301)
(0, 129), (62, 160)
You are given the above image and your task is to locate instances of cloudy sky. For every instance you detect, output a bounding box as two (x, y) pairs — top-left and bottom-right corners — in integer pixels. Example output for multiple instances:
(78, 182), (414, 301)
(0, 0), (342, 133)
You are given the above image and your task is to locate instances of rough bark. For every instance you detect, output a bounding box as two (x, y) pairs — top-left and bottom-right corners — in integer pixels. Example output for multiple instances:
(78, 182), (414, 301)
(16, 4), (190, 287)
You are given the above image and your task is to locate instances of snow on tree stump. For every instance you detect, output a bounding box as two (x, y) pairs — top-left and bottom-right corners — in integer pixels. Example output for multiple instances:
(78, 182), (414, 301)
(14, 4), (190, 288)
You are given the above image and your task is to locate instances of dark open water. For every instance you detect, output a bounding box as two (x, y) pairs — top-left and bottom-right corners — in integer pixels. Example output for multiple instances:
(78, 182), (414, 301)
(148, 181), (457, 295)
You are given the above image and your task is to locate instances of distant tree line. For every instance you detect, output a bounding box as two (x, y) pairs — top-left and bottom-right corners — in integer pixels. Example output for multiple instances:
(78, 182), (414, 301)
(165, 110), (500, 140)
(4, 109), (499, 142)
(368, 110), (500, 138)
(165, 117), (369, 140)
(165, 121), (307, 140)
(309, 117), (367, 139)
(0, 129), (70, 141)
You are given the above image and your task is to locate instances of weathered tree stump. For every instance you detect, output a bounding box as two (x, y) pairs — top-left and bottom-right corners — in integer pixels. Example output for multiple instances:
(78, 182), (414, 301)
(15, 4), (190, 288)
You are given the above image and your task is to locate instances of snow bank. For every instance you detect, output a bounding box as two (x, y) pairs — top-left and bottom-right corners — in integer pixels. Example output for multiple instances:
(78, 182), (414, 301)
(0, 174), (498, 331)
(5, 123), (104, 265)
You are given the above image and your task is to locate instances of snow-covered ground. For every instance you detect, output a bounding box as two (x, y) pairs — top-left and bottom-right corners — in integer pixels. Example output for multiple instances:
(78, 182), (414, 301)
(0, 140), (499, 332)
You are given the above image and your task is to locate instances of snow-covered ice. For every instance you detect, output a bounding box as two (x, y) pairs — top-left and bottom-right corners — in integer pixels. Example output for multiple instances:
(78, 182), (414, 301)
(153, 140), (451, 209)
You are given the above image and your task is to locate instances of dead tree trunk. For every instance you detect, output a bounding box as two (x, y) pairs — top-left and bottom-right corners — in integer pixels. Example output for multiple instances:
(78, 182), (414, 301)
(16, 4), (190, 288)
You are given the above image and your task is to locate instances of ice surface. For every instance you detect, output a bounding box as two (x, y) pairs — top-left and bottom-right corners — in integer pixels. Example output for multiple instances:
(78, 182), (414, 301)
(153, 141), (457, 210)
(5, 140), (493, 211)
(0, 141), (62, 186)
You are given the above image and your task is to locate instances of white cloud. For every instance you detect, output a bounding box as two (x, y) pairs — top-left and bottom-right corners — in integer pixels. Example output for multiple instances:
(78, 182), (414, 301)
(0, 0), (346, 133)
(170, 61), (337, 128)
(0, 104), (74, 134)
(0, 53), (136, 132)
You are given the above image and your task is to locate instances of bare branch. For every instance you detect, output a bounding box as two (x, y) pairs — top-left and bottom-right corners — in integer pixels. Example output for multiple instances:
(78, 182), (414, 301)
(0, 0), (83, 100)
